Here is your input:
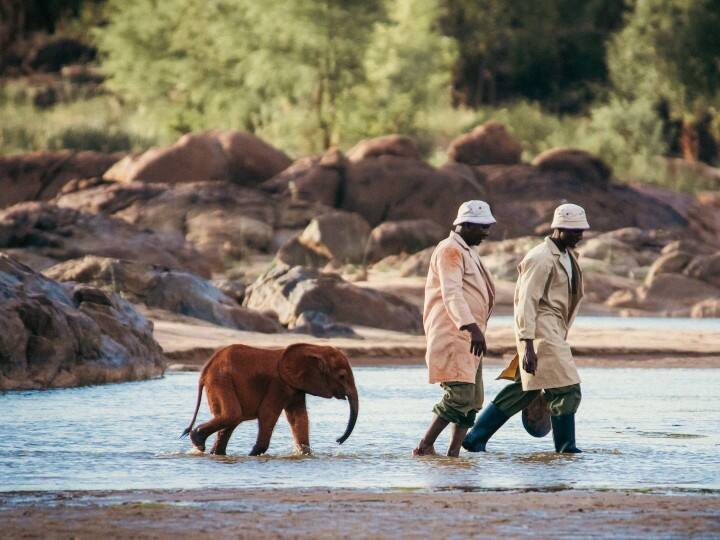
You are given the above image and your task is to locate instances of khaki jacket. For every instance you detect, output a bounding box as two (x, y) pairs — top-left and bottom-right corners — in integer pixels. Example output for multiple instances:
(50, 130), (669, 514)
(424, 232), (496, 384)
(499, 237), (584, 390)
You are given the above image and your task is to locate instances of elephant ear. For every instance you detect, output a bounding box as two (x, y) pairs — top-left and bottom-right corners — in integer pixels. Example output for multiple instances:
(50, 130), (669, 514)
(278, 344), (334, 398)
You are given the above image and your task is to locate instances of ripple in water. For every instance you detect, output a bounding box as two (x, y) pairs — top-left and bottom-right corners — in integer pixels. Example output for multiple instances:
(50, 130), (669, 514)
(1, 367), (719, 494)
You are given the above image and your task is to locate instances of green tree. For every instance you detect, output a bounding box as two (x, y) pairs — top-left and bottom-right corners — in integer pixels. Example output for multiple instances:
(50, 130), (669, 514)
(438, 0), (626, 110)
(608, 0), (720, 114)
(96, 0), (383, 151)
(343, 0), (456, 145)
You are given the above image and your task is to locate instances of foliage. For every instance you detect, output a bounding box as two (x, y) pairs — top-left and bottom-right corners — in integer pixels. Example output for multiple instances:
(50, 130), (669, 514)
(0, 89), (157, 154)
(96, 0), (384, 151)
(340, 0), (457, 146)
(437, 0), (626, 110)
(608, 0), (720, 115)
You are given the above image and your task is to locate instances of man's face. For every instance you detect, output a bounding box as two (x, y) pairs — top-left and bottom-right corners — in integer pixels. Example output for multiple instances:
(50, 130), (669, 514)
(558, 228), (584, 248)
(459, 222), (492, 245)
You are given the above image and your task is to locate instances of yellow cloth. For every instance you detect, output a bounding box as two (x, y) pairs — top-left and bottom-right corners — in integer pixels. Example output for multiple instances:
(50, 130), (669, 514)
(423, 232), (495, 384)
(502, 237), (584, 391)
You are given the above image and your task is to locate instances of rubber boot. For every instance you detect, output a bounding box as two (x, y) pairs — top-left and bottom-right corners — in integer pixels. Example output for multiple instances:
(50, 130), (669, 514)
(551, 414), (582, 453)
(461, 403), (509, 452)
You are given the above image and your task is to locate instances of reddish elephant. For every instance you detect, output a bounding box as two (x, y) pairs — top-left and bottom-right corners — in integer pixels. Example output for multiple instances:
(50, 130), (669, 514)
(181, 343), (359, 456)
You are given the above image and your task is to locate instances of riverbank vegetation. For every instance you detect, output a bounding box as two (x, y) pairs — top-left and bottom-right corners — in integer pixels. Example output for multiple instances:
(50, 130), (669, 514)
(1, 0), (718, 191)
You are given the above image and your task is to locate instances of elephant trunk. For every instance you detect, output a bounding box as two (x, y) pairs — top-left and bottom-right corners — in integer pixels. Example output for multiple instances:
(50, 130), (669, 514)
(336, 389), (358, 445)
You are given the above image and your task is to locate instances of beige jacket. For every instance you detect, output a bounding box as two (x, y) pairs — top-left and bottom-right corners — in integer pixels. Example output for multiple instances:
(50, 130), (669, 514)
(499, 237), (584, 391)
(423, 232), (496, 384)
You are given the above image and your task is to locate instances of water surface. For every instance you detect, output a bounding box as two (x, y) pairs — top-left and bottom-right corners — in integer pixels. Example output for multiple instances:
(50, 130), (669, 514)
(2, 367), (718, 493)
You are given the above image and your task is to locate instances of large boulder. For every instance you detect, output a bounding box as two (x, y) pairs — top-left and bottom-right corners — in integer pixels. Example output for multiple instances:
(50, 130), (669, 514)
(243, 264), (422, 333)
(261, 149), (346, 207)
(276, 235), (330, 268)
(347, 135), (420, 161)
(639, 273), (720, 311)
(471, 164), (687, 239)
(691, 298), (720, 318)
(582, 272), (639, 304)
(298, 211), (372, 264)
(0, 254), (165, 390)
(608, 273), (720, 313)
(44, 256), (282, 333)
(448, 122), (522, 166)
(211, 130), (293, 184)
(684, 252), (720, 288)
(632, 184), (720, 250)
(477, 236), (540, 281)
(366, 219), (447, 263)
(104, 133), (229, 184)
(531, 148), (612, 186)
(56, 181), (277, 264)
(0, 202), (211, 277)
(644, 251), (693, 284)
(104, 130), (291, 186)
(341, 155), (487, 227)
(577, 237), (643, 278)
(0, 151), (122, 208)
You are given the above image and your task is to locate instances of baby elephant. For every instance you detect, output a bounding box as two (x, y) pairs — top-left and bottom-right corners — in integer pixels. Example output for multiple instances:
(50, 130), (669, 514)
(181, 343), (359, 456)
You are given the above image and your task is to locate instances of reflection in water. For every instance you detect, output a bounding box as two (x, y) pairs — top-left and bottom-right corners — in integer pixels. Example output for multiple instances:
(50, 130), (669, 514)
(1, 367), (719, 493)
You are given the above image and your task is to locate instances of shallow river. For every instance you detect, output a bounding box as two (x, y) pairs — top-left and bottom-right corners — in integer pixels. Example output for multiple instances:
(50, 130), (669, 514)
(2, 367), (719, 494)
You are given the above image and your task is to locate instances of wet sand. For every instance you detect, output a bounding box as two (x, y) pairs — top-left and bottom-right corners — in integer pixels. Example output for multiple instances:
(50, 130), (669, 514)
(151, 312), (720, 370)
(2, 487), (718, 539)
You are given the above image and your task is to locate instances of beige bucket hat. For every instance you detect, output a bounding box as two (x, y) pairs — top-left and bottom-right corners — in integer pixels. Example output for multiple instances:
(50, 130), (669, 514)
(550, 203), (590, 229)
(453, 200), (496, 226)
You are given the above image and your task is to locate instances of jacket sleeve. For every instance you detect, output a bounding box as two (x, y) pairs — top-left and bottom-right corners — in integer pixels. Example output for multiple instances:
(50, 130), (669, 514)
(437, 245), (475, 330)
(514, 255), (552, 339)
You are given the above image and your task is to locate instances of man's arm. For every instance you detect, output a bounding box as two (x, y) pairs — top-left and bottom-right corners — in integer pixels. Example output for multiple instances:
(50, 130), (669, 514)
(515, 256), (551, 374)
(437, 247), (486, 357)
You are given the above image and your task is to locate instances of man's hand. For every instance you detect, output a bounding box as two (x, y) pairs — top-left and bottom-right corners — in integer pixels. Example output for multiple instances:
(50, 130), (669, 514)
(461, 323), (487, 357)
(522, 339), (538, 375)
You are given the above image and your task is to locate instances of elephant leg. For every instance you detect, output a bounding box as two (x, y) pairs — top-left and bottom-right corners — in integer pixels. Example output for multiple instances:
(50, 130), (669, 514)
(250, 400), (285, 456)
(285, 394), (311, 455)
(210, 425), (238, 456)
(191, 383), (242, 453)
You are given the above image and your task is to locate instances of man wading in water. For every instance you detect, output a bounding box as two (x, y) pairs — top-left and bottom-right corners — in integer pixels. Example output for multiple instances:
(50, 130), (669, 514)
(463, 203), (589, 454)
(413, 200), (496, 457)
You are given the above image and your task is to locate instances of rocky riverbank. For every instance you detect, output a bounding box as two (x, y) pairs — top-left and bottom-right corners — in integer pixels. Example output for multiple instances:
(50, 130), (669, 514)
(2, 125), (720, 389)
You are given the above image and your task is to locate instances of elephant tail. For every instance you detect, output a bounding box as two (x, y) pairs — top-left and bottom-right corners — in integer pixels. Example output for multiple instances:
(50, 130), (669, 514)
(180, 380), (204, 439)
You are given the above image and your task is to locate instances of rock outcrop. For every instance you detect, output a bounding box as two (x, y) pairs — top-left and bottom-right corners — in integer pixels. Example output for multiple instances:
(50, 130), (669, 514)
(448, 122), (522, 165)
(0, 254), (165, 390)
(366, 219), (447, 263)
(103, 130), (291, 185)
(298, 211), (372, 264)
(531, 148), (612, 186)
(0, 202), (211, 276)
(243, 264), (422, 333)
(0, 151), (122, 208)
(44, 256), (282, 333)
(55, 181), (333, 266)
(346, 135), (420, 161)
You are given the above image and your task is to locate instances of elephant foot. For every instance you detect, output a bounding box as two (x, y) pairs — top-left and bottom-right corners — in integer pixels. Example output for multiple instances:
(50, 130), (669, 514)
(412, 442), (437, 457)
(294, 444), (312, 456)
(249, 444), (268, 456)
(190, 429), (206, 452)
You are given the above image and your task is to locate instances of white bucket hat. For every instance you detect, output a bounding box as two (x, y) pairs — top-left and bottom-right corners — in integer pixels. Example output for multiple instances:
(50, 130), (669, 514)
(453, 200), (496, 226)
(550, 203), (590, 229)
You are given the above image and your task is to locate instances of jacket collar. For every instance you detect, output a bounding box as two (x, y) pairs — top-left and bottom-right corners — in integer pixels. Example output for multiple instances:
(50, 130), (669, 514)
(450, 231), (472, 251)
(544, 236), (579, 259)
(544, 236), (563, 256)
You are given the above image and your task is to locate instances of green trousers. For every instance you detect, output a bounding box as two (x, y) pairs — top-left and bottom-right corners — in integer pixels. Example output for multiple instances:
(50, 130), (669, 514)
(433, 364), (484, 428)
(493, 377), (581, 417)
